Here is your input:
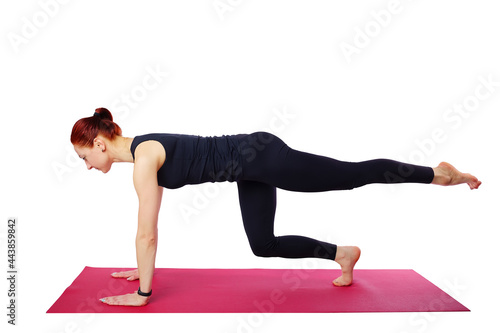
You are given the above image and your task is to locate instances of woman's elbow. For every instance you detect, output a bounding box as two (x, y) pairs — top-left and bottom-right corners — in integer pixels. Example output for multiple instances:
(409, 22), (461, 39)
(136, 233), (157, 245)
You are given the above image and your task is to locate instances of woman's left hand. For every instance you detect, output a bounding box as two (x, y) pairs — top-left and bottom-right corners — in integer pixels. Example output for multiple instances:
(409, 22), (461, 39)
(100, 291), (150, 306)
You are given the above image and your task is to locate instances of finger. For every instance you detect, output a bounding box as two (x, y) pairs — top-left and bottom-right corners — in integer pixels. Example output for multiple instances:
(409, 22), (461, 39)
(102, 296), (120, 306)
(111, 271), (132, 278)
(111, 272), (124, 278)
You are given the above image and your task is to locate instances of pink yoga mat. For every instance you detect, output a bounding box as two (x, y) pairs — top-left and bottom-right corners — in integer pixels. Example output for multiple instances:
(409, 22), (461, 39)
(47, 267), (469, 313)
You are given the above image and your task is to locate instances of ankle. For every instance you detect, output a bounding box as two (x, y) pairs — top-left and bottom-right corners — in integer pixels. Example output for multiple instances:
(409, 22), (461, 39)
(431, 167), (450, 185)
(334, 247), (345, 262)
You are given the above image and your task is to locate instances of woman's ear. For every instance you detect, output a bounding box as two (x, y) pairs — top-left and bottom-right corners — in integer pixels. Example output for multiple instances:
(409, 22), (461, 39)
(93, 137), (106, 152)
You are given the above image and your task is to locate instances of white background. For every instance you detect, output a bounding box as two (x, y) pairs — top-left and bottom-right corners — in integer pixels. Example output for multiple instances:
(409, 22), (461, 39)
(1, 0), (499, 332)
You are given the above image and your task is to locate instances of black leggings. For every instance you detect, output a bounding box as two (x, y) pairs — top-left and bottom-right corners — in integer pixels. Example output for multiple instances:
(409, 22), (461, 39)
(235, 132), (434, 261)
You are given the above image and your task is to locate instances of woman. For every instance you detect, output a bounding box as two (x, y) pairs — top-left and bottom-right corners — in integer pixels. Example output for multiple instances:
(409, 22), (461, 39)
(71, 108), (481, 307)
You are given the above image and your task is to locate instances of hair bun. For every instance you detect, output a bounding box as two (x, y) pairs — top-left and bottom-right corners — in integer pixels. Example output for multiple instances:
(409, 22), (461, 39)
(71, 107), (122, 147)
(94, 107), (113, 121)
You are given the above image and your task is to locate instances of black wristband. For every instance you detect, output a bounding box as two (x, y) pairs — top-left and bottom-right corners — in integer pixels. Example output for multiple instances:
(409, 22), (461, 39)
(137, 287), (152, 297)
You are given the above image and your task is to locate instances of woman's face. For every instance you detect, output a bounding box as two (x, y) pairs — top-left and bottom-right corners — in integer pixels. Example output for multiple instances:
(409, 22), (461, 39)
(74, 139), (112, 173)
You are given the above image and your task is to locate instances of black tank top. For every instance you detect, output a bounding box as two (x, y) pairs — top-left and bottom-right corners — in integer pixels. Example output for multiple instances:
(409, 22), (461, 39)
(130, 133), (245, 189)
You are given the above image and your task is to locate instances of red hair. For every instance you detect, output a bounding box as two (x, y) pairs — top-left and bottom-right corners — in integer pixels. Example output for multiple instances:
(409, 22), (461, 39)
(71, 108), (122, 147)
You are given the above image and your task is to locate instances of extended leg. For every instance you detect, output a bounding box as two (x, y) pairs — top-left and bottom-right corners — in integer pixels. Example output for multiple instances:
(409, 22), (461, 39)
(238, 132), (436, 192)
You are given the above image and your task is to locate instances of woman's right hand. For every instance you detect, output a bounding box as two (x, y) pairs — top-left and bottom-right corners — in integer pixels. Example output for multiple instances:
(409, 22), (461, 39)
(111, 269), (139, 281)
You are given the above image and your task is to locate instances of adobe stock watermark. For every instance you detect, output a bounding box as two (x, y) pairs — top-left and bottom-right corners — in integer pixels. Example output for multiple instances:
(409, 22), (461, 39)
(234, 240), (337, 333)
(48, 273), (128, 333)
(397, 277), (467, 333)
(384, 73), (498, 189)
(7, 0), (72, 54)
(177, 105), (297, 224)
(339, 0), (412, 64)
(212, 0), (245, 21)
(236, 263), (316, 333)
(108, 64), (169, 119)
(51, 64), (169, 183)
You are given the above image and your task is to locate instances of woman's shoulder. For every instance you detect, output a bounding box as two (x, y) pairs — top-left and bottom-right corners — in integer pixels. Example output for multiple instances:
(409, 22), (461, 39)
(130, 133), (170, 161)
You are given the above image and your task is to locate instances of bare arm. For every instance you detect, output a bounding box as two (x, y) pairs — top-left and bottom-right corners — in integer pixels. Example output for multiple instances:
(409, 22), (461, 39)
(102, 141), (165, 306)
(133, 152), (163, 295)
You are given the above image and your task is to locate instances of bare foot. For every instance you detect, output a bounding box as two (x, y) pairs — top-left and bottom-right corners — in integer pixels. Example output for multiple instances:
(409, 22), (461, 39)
(432, 162), (481, 190)
(333, 246), (361, 287)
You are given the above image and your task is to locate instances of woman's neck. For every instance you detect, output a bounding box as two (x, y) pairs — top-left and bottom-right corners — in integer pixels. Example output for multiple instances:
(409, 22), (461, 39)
(108, 136), (135, 163)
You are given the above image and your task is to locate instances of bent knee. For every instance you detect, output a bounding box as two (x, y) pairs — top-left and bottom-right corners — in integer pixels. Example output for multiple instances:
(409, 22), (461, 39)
(249, 242), (277, 258)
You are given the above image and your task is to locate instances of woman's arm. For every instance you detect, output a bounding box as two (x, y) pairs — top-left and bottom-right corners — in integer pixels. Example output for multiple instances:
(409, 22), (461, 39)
(101, 141), (165, 306)
(133, 153), (163, 297)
